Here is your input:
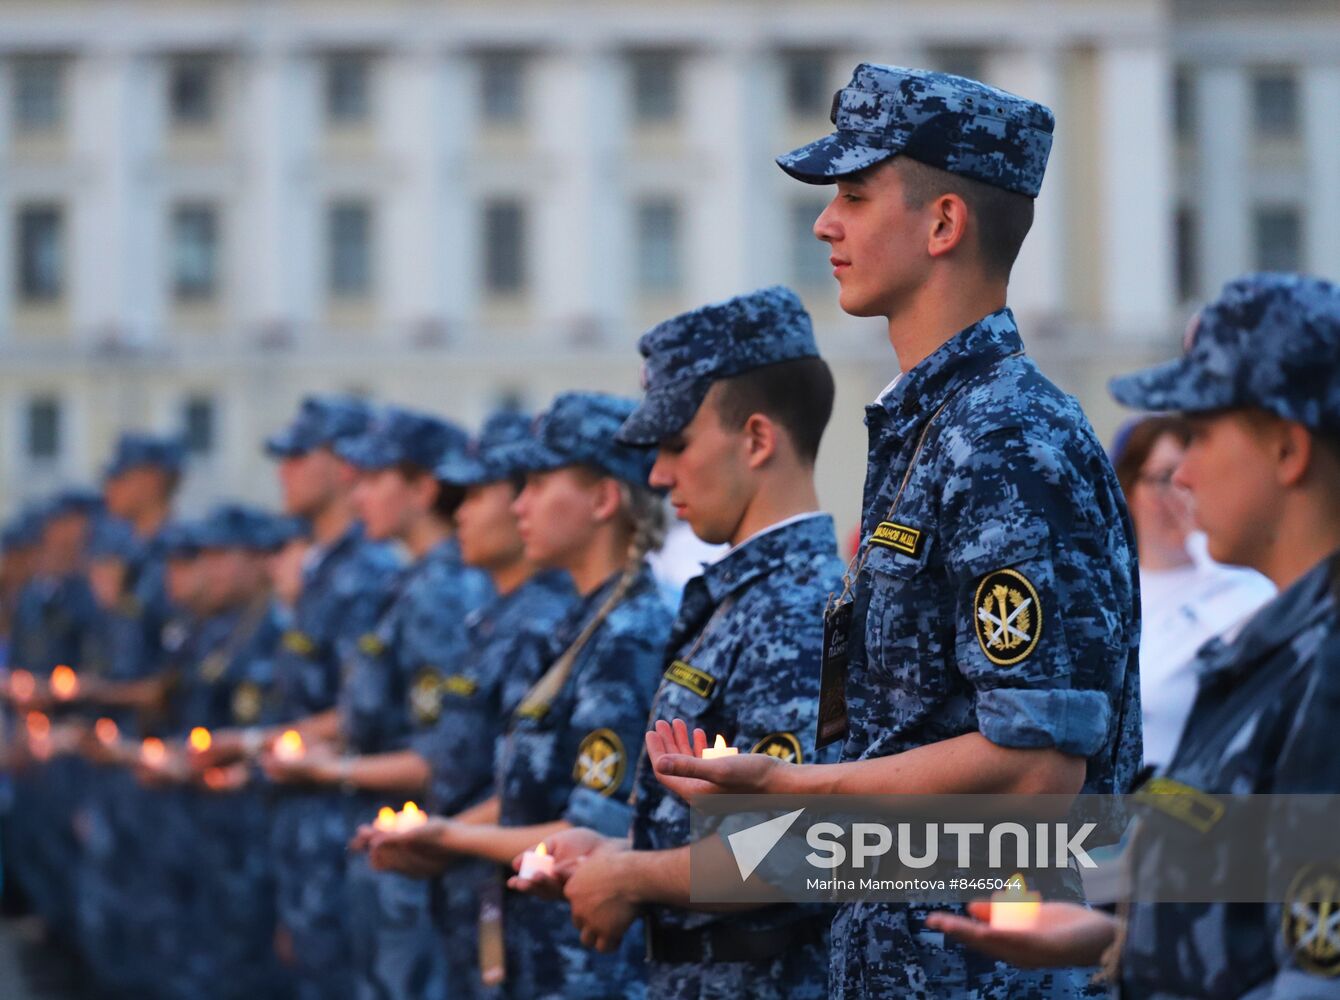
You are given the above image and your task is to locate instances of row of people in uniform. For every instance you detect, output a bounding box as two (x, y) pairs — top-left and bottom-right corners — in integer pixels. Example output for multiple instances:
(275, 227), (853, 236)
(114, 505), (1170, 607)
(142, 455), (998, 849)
(3, 55), (1339, 1000)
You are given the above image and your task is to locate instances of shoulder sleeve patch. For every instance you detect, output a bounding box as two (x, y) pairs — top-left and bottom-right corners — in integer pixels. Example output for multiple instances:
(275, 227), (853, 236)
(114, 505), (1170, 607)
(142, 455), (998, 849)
(410, 668), (444, 725)
(231, 681), (263, 725)
(973, 567), (1042, 666)
(574, 728), (627, 797)
(1283, 862), (1340, 977)
(751, 731), (803, 764)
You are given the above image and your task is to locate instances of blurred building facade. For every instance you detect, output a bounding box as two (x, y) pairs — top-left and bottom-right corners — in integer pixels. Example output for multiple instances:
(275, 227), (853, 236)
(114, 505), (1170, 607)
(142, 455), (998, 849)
(0, 0), (1336, 531)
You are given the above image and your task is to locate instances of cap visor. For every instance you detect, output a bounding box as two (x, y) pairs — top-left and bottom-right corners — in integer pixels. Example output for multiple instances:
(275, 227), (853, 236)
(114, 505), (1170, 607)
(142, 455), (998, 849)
(776, 133), (895, 184)
(615, 387), (695, 447)
(1108, 357), (1235, 414)
(436, 455), (491, 486)
(264, 431), (307, 458)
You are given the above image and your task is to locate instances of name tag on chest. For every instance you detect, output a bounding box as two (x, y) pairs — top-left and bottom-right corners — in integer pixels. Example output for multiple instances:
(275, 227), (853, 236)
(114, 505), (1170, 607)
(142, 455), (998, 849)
(870, 521), (922, 557)
(663, 660), (716, 699)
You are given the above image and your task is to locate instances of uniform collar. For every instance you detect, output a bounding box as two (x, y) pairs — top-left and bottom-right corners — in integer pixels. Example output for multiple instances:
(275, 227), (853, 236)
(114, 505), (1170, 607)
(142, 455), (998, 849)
(1195, 553), (1335, 682)
(304, 522), (363, 579)
(872, 308), (1024, 438)
(702, 512), (835, 604)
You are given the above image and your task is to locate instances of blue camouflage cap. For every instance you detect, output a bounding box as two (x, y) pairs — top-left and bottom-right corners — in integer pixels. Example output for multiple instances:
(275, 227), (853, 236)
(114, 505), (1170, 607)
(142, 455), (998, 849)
(1110, 273), (1340, 435)
(264, 395), (373, 458)
(437, 411), (534, 486)
(334, 405), (469, 472)
(44, 488), (104, 522)
(2, 508), (46, 551)
(87, 516), (141, 562)
(616, 285), (819, 446)
(195, 503), (293, 552)
(160, 521), (203, 560)
(103, 432), (187, 481)
(494, 392), (655, 488)
(776, 63), (1055, 197)
(271, 515), (312, 547)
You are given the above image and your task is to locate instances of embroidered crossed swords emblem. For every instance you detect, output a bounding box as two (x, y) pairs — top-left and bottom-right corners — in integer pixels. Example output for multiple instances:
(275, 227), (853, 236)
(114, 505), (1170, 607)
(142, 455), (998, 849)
(577, 739), (623, 792)
(977, 585), (1034, 649)
(1290, 896), (1340, 972)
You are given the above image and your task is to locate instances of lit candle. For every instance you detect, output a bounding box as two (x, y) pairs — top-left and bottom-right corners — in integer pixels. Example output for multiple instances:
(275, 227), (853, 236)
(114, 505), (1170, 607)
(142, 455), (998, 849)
(518, 841), (556, 881)
(26, 711), (50, 740)
(141, 737), (167, 766)
(989, 873), (1042, 931)
(701, 734), (739, 759)
(274, 729), (305, 762)
(397, 801), (427, 831)
(374, 806), (398, 832)
(95, 717), (119, 746)
(50, 665), (79, 700)
(10, 669), (36, 702)
(188, 727), (212, 753)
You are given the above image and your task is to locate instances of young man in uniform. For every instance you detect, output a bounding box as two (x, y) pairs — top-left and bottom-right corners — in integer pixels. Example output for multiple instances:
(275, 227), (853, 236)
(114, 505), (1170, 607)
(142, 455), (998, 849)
(649, 65), (1142, 998)
(511, 286), (845, 999)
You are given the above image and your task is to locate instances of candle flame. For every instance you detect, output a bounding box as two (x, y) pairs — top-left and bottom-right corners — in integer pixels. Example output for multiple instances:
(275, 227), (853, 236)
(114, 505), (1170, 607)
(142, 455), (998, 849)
(402, 801), (421, 817)
(713, 734), (728, 751)
(95, 717), (119, 745)
(10, 669), (36, 701)
(535, 841), (548, 857)
(189, 727), (212, 753)
(375, 806), (398, 830)
(276, 729), (304, 760)
(51, 665), (78, 700)
(141, 737), (166, 764)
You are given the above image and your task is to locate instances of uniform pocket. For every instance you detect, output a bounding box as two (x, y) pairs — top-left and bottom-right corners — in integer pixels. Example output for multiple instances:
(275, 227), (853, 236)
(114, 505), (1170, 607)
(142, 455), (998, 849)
(863, 537), (946, 719)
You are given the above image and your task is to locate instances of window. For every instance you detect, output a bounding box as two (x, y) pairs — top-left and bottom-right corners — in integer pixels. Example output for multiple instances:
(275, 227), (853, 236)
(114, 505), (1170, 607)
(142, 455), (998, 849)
(479, 52), (526, 125)
(790, 199), (829, 288)
(16, 204), (63, 302)
(13, 57), (62, 132)
(1173, 69), (1194, 140)
(1252, 71), (1299, 139)
(783, 51), (831, 118)
(1174, 206), (1199, 302)
(482, 199), (526, 295)
(26, 397), (60, 461)
(325, 54), (370, 124)
(171, 203), (219, 301)
(630, 51), (680, 124)
(1253, 207), (1301, 272)
(635, 198), (682, 294)
(327, 201), (372, 298)
(169, 57), (216, 126)
(183, 396), (215, 455)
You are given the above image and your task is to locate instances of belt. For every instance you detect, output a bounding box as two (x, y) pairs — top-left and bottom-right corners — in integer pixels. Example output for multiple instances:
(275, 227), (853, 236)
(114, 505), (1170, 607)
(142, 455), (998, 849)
(644, 915), (827, 965)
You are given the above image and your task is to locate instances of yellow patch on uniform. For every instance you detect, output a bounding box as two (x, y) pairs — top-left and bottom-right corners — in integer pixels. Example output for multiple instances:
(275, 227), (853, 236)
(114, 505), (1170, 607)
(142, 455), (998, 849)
(358, 633), (385, 656)
(441, 674), (478, 698)
(663, 660), (716, 699)
(751, 732), (803, 764)
(199, 652), (228, 684)
(410, 669), (444, 725)
(1133, 777), (1225, 833)
(573, 728), (626, 797)
(973, 568), (1042, 666)
(117, 595), (143, 618)
(282, 630), (315, 656)
(870, 521), (923, 557)
(231, 681), (263, 725)
(1283, 863), (1340, 977)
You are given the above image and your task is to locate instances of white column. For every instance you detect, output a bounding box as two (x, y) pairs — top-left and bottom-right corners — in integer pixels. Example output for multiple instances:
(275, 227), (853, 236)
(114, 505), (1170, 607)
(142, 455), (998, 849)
(1302, 65), (1340, 277)
(437, 54), (475, 331)
(1097, 42), (1173, 338)
(1197, 66), (1250, 293)
(685, 44), (753, 300)
(986, 45), (1066, 329)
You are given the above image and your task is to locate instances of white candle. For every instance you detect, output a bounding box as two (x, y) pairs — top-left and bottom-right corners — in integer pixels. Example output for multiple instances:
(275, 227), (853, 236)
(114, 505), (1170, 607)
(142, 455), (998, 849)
(518, 841), (556, 880)
(989, 873), (1042, 931)
(701, 734), (739, 759)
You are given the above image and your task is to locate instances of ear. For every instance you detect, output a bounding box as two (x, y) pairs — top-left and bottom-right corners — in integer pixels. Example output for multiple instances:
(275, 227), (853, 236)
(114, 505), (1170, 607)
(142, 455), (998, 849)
(742, 413), (779, 471)
(589, 476), (624, 525)
(926, 193), (971, 260)
(1276, 421), (1315, 489)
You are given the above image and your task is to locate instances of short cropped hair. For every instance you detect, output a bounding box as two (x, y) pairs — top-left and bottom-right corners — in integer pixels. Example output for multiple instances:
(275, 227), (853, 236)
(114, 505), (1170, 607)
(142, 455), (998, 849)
(710, 356), (836, 466)
(895, 157), (1035, 283)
